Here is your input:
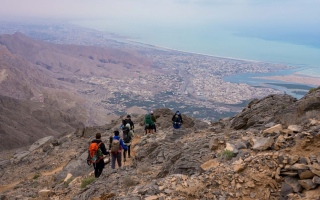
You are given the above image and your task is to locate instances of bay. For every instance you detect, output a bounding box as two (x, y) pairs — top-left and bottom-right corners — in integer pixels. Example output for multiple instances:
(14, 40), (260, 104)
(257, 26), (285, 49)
(73, 19), (320, 69)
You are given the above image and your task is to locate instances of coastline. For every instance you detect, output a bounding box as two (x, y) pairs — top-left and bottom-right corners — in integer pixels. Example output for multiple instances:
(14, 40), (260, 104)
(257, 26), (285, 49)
(127, 39), (320, 86)
(126, 39), (264, 63)
(254, 74), (320, 86)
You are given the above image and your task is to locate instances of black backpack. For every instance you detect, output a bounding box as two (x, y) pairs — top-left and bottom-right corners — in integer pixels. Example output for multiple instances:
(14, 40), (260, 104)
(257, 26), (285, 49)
(123, 131), (131, 143)
(173, 114), (182, 122)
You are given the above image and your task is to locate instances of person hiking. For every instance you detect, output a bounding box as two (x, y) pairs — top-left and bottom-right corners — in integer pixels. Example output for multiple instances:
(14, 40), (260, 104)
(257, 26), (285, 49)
(172, 111), (183, 129)
(144, 112), (155, 134)
(109, 130), (127, 169)
(88, 133), (110, 178)
(150, 111), (157, 133)
(122, 123), (134, 162)
(122, 115), (134, 131)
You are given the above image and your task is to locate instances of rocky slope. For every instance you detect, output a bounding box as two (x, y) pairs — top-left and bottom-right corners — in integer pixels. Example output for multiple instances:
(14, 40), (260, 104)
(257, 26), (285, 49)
(0, 88), (320, 200)
(0, 32), (156, 150)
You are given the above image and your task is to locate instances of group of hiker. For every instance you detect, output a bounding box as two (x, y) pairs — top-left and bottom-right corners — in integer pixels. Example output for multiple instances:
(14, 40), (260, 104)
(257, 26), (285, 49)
(87, 110), (183, 178)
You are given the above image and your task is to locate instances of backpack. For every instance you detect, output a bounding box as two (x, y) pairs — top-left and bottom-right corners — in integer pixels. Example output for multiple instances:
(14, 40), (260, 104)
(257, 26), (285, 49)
(174, 115), (182, 122)
(123, 132), (132, 143)
(145, 114), (154, 126)
(87, 142), (103, 164)
(110, 138), (120, 154)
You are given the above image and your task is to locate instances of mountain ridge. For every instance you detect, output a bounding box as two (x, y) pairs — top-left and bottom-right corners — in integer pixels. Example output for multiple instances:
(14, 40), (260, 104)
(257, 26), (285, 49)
(0, 89), (320, 199)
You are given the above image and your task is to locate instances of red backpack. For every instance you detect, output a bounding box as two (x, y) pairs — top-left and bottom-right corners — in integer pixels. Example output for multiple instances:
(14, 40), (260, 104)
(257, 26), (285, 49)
(87, 142), (104, 164)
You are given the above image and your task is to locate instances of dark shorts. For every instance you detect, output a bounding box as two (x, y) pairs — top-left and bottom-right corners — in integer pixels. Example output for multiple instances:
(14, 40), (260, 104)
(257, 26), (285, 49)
(145, 124), (154, 130)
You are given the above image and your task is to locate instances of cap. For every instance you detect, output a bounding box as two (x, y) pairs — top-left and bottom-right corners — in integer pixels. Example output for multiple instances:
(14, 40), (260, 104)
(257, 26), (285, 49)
(127, 115), (131, 118)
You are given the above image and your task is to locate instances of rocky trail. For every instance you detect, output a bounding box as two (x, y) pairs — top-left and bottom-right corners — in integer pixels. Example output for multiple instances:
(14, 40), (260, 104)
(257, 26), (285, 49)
(1, 90), (320, 199)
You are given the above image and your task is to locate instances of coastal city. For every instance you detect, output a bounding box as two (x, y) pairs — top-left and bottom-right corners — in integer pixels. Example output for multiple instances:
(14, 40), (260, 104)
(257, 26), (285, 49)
(0, 21), (297, 120)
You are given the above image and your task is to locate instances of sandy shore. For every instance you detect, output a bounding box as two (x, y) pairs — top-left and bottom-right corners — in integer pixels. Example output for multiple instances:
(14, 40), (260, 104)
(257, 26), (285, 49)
(255, 73), (320, 86)
(127, 39), (261, 63)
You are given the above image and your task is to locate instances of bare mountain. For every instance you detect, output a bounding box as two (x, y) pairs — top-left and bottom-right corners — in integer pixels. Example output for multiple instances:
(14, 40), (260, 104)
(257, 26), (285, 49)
(0, 95), (83, 151)
(0, 32), (159, 151)
(0, 88), (320, 199)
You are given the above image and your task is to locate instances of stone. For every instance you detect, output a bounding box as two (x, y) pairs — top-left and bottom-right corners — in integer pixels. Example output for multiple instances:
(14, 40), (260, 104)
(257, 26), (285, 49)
(10, 151), (30, 164)
(303, 187), (320, 200)
(284, 177), (302, 193)
(309, 119), (320, 125)
(38, 189), (53, 199)
(280, 182), (293, 198)
(291, 163), (309, 170)
(144, 196), (159, 200)
(280, 172), (298, 176)
(64, 173), (73, 182)
(287, 125), (302, 133)
(201, 159), (219, 171)
(225, 143), (239, 154)
(274, 135), (285, 150)
(298, 179), (317, 190)
(233, 163), (247, 173)
(309, 164), (320, 176)
(262, 124), (282, 136)
(288, 155), (300, 165)
(280, 129), (293, 136)
(235, 141), (247, 149)
(298, 170), (315, 179)
(252, 137), (274, 151)
(312, 176), (320, 184)
(246, 180), (255, 188)
(29, 136), (54, 152)
(299, 157), (308, 164)
(209, 137), (219, 150)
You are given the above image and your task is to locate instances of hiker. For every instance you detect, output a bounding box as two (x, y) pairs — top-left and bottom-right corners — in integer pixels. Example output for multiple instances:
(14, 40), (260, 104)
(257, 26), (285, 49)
(122, 114), (134, 131)
(122, 123), (134, 162)
(88, 133), (110, 178)
(144, 113), (155, 134)
(172, 111), (183, 129)
(109, 130), (128, 169)
(150, 111), (157, 133)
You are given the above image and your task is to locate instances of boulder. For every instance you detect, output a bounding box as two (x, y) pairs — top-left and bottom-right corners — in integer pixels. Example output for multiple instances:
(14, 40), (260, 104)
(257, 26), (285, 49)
(284, 177), (302, 193)
(262, 124), (282, 136)
(201, 159), (219, 171)
(209, 137), (219, 150)
(298, 170), (315, 179)
(225, 143), (239, 154)
(298, 179), (317, 190)
(29, 136), (54, 152)
(235, 141), (247, 149)
(287, 125), (303, 133)
(309, 164), (320, 176)
(10, 151), (30, 164)
(38, 189), (54, 199)
(312, 176), (320, 184)
(55, 150), (93, 181)
(291, 163), (309, 170)
(233, 163), (247, 173)
(252, 137), (274, 151)
(280, 182), (293, 198)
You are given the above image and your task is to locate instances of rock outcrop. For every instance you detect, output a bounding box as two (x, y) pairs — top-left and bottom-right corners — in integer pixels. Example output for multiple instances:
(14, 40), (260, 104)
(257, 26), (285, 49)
(1, 89), (320, 200)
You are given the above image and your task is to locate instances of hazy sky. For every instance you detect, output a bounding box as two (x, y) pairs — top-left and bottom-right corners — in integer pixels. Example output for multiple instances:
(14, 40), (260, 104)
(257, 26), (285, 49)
(1, 0), (319, 26)
(1, 0), (319, 49)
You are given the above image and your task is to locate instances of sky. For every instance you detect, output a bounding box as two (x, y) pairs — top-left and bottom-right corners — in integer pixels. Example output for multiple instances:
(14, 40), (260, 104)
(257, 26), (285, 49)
(1, 0), (319, 26)
(1, 0), (320, 51)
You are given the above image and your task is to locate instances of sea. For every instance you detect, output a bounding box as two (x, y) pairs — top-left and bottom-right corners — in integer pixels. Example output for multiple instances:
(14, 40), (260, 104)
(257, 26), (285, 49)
(73, 20), (320, 98)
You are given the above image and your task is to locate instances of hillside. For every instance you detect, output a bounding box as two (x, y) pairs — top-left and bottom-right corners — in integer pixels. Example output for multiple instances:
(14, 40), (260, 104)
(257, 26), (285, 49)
(0, 88), (320, 199)
(0, 32), (156, 150)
